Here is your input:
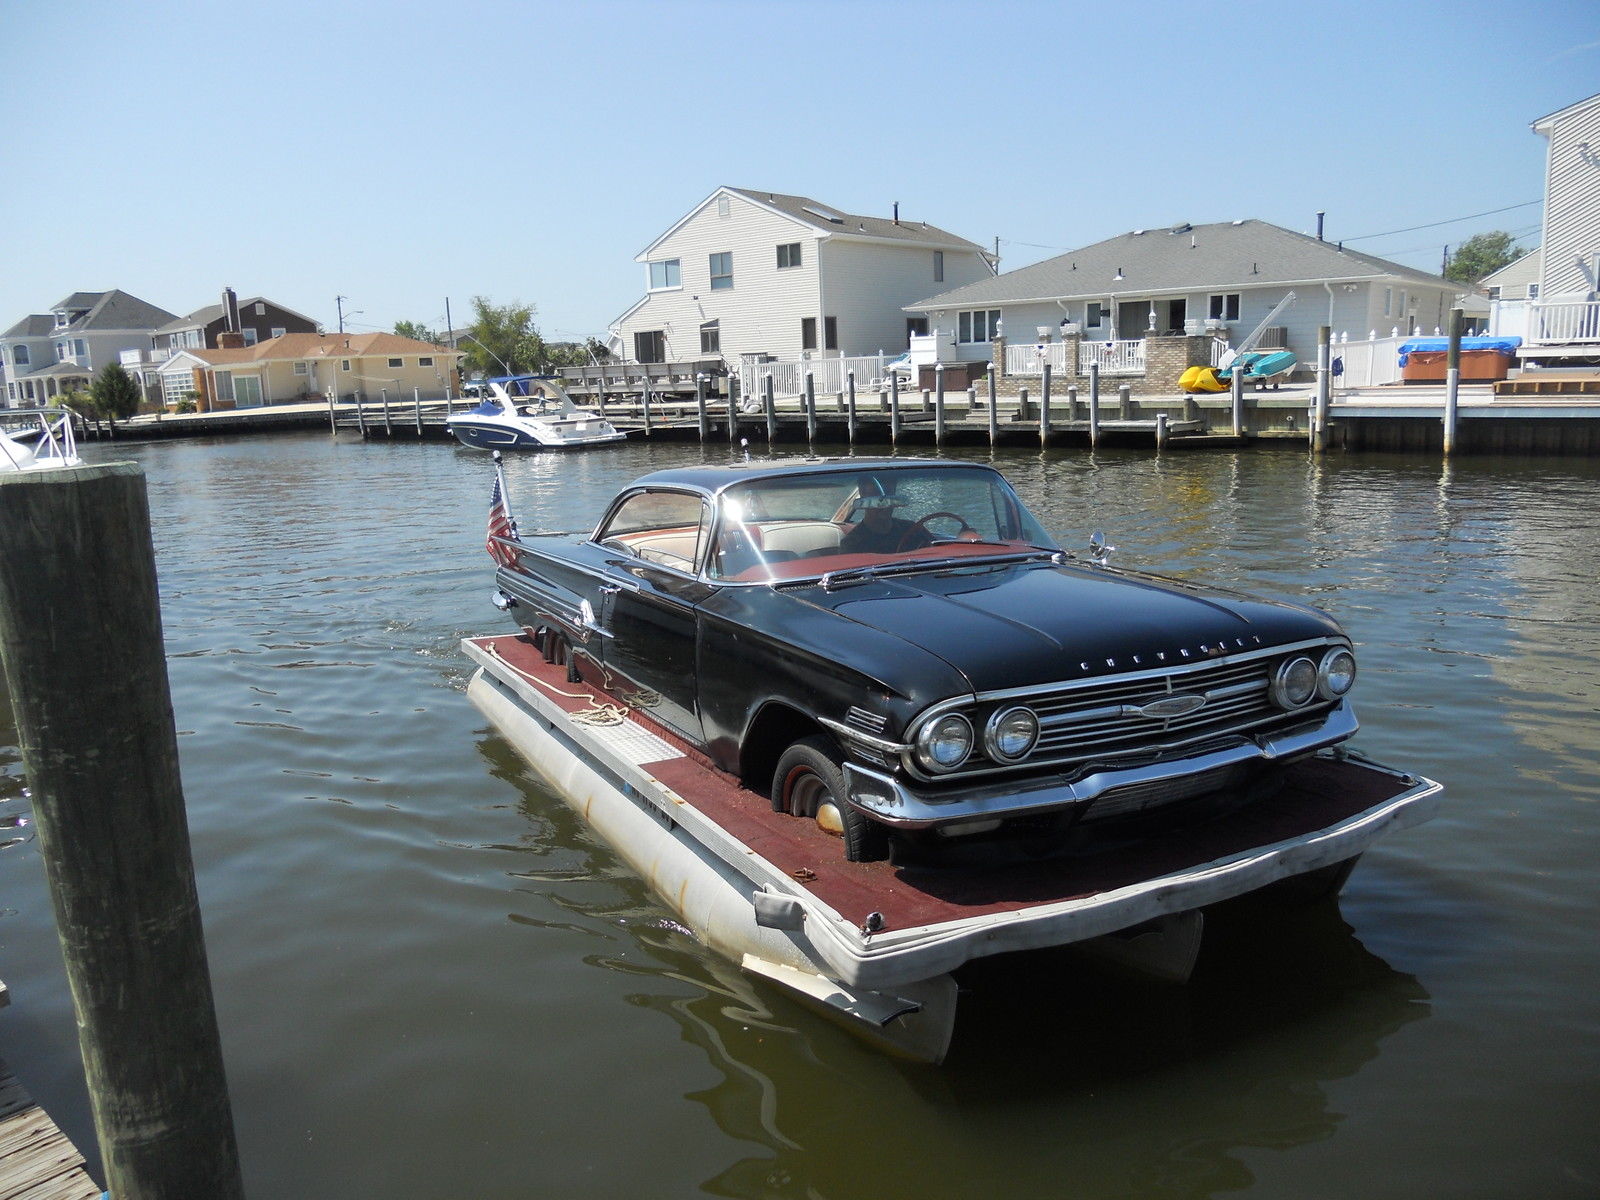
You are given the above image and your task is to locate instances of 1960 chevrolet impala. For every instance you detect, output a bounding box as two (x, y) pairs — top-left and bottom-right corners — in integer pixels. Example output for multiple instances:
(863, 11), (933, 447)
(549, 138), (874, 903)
(489, 457), (1360, 862)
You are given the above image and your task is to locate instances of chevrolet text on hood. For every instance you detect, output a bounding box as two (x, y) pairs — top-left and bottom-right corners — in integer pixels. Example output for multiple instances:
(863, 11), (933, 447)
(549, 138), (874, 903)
(489, 457), (1359, 862)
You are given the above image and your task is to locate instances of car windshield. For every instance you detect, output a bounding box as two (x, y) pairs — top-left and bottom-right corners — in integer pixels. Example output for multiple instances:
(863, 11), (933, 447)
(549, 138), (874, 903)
(708, 465), (1058, 582)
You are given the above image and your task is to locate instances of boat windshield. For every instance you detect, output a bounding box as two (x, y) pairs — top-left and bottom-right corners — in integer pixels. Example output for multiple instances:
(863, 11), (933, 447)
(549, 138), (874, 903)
(709, 465), (1058, 582)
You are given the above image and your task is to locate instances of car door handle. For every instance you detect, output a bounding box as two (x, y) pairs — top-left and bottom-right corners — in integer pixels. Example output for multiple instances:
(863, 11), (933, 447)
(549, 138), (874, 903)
(599, 580), (640, 596)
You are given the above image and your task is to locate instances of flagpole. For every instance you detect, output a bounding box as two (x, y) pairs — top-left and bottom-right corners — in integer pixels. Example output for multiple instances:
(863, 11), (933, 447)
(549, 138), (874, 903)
(492, 450), (518, 538)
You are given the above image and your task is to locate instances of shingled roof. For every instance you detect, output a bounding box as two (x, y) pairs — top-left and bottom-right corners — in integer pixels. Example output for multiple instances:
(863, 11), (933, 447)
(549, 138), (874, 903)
(45, 290), (179, 332)
(173, 332), (459, 366)
(2, 314), (55, 339)
(907, 219), (1455, 310)
(727, 189), (989, 253)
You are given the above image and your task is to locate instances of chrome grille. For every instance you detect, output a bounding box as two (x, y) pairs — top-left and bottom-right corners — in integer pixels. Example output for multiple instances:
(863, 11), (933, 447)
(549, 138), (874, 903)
(845, 706), (889, 735)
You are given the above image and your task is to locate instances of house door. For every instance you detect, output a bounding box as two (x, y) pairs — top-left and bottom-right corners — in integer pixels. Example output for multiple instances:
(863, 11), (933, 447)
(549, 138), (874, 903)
(1166, 298), (1186, 334)
(906, 317), (929, 345)
(1117, 301), (1150, 340)
(635, 330), (665, 363)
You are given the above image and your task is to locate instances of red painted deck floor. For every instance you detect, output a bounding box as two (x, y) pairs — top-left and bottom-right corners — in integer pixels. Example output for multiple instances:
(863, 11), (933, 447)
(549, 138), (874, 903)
(472, 634), (1410, 933)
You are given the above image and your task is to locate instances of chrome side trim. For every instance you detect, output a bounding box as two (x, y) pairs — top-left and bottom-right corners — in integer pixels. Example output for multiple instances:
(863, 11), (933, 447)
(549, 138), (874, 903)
(819, 715), (910, 756)
(844, 703), (1359, 829)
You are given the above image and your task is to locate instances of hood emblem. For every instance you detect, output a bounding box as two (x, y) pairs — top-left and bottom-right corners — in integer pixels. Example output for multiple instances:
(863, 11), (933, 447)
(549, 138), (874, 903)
(1136, 693), (1207, 719)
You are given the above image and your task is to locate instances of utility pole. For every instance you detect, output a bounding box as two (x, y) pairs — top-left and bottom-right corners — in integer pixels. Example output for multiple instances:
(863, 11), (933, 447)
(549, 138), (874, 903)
(336, 295), (348, 334)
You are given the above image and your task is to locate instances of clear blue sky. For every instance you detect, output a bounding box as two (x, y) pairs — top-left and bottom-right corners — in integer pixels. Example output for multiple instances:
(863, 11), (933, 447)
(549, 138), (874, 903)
(4, 0), (1596, 343)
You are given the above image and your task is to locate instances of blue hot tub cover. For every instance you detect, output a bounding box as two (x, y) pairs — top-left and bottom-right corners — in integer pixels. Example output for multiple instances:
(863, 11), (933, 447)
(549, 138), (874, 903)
(1397, 336), (1521, 365)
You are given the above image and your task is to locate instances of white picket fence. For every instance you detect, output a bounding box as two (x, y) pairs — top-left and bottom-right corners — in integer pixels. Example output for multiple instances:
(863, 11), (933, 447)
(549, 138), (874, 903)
(738, 353), (892, 399)
(1079, 339), (1146, 376)
(1003, 342), (1069, 375)
(1530, 299), (1600, 344)
(1330, 333), (1408, 389)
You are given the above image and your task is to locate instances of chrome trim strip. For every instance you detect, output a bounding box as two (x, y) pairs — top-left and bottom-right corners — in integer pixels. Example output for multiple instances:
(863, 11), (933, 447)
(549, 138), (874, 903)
(844, 703), (1359, 829)
(818, 715), (911, 756)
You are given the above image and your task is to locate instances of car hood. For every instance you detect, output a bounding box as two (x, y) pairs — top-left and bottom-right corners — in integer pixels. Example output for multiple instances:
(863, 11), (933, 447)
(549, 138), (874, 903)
(798, 559), (1343, 693)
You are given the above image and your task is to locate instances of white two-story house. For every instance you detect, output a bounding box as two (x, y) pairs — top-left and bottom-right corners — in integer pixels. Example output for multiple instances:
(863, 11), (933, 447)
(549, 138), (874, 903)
(1489, 90), (1600, 361)
(1, 290), (179, 406)
(608, 187), (996, 374)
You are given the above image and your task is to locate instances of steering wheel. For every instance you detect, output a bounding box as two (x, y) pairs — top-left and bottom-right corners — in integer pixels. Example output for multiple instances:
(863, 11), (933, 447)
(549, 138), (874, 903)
(898, 511), (976, 551)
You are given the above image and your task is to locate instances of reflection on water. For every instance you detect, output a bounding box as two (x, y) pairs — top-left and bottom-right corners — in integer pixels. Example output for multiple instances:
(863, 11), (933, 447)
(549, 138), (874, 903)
(1, 435), (1597, 1199)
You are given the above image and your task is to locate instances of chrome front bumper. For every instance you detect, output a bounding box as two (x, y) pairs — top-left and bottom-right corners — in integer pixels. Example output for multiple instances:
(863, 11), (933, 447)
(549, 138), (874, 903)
(841, 703), (1359, 830)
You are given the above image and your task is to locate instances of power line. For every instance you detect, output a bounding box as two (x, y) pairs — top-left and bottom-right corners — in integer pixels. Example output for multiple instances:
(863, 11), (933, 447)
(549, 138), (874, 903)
(1342, 201), (1541, 243)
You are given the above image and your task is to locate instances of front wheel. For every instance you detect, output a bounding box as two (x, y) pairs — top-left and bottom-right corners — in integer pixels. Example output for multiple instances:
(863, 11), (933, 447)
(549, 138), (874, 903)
(771, 735), (889, 863)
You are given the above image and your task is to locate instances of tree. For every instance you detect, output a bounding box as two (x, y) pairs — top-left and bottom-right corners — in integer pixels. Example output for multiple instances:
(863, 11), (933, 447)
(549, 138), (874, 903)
(1445, 231), (1522, 284)
(89, 362), (143, 424)
(393, 320), (441, 344)
(462, 296), (548, 377)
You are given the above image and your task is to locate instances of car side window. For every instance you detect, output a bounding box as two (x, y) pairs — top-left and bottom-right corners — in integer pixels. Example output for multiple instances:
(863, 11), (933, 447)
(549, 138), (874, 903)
(596, 490), (709, 573)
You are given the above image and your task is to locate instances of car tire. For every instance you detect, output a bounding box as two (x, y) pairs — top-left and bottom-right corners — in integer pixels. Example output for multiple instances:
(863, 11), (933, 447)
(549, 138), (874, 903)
(772, 735), (889, 863)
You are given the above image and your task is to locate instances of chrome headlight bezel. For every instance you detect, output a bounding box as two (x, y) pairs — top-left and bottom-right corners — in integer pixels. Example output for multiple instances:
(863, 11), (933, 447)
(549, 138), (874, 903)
(914, 712), (974, 773)
(1317, 647), (1357, 699)
(984, 705), (1040, 763)
(1271, 655), (1319, 709)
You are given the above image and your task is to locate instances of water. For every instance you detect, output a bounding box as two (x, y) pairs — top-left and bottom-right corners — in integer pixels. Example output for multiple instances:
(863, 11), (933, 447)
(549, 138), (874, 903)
(2, 433), (1597, 1199)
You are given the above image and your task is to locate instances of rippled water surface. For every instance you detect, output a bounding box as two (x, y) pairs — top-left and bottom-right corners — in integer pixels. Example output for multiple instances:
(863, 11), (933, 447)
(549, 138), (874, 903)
(2, 433), (1597, 1199)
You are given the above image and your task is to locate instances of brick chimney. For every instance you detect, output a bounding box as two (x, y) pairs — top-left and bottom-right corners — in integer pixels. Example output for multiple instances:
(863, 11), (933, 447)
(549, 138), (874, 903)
(217, 331), (246, 349)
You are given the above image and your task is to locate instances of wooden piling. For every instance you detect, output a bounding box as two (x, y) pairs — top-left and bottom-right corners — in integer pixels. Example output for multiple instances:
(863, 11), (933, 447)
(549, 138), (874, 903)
(1230, 362), (1245, 437)
(1444, 308), (1463, 456)
(596, 377), (608, 418)
(1313, 325), (1331, 453)
(847, 372), (858, 444)
(1118, 383), (1132, 420)
(934, 365), (946, 445)
(804, 372), (817, 443)
(764, 375), (777, 443)
(355, 393), (367, 437)
(1066, 384), (1079, 422)
(1088, 362), (1101, 447)
(326, 387), (336, 433)
(381, 388), (392, 435)
(1156, 412), (1169, 450)
(1040, 363), (1052, 446)
(695, 374), (709, 441)
(641, 383), (653, 436)
(413, 387), (423, 434)
(889, 374), (902, 444)
(986, 364), (999, 445)
(0, 464), (245, 1200)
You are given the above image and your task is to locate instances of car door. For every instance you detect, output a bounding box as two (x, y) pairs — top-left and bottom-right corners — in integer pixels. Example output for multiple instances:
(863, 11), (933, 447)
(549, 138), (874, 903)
(591, 488), (711, 743)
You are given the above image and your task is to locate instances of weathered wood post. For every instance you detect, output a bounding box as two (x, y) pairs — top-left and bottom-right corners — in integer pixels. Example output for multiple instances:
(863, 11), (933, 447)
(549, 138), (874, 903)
(727, 376), (739, 443)
(836, 389), (846, 414)
(1156, 412), (1169, 451)
(413, 387), (423, 434)
(1118, 382), (1132, 420)
(695, 374), (709, 441)
(1444, 307), (1463, 456)
(1230, 360), (1246, 437)
(595, 375), (608, 419)
(326, 386), (336, 433)
(381, 388), (392, 434)
(1040, 363), (1053, 446)
(641, 382), (652, 437)
(1088, 362), (1101, 447)
(804, 372), (817, 443)
(1313, 324), (1331, 453)
(0, 464), (245, 1200)
(1017, 386), (1030, 424)
(354, 391), (367, 437)
(986, 363), (999, 445)
(889, 373), (902, 444)
(764, 374), (777, 443)
(934, 364), (946, 445)
(1066, 383), (1079, 423)
(846, 371), (858, 444)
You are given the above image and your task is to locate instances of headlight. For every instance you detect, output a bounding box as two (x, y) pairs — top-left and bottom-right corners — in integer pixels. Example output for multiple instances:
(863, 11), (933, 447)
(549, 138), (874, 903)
(1318, 647), (1357, 698)
(985, 706), (1039, 762)
(1271, 656), (1319, 709)
(914, 713), (974, 772)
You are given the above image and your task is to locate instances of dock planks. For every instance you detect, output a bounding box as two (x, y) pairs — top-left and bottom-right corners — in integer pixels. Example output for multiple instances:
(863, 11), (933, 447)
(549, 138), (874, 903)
(0, 984), (101, 1200)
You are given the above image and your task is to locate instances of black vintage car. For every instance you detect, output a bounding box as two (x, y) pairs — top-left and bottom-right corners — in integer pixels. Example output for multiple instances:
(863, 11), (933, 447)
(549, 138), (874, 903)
(490, 458), (1359, 862)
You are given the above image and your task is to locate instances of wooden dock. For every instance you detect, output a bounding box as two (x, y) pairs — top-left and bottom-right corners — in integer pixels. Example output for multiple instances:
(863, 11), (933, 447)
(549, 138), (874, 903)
(0, 984), (101, 1200)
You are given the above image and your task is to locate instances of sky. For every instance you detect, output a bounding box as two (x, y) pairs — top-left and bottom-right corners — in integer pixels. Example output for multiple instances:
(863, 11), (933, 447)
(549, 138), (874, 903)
(3, 0), (1597, 344)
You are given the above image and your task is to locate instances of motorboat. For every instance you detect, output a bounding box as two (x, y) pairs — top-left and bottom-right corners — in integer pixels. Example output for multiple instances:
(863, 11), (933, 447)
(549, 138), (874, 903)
(0, 408), (82, 471)
(447, 376), (626, 450)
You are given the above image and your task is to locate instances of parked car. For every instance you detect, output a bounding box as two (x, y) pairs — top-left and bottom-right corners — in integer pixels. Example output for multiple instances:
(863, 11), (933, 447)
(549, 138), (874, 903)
(489, 458), (1359, 861)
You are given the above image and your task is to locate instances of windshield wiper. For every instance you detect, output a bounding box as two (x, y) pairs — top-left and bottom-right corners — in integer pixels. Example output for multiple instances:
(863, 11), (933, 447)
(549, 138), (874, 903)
(807, 549), (1064, 592)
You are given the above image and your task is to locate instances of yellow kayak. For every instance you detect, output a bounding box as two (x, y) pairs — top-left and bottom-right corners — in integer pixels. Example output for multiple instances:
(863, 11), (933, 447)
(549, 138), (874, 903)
(1179, 366), (1229, 393)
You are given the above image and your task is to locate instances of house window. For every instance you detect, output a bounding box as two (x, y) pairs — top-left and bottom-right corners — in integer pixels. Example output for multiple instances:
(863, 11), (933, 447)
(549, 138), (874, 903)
(341, 360), (351, 371)
(215, 371), (235, 402)
(75, 339), (87, 358)
(700, 320), (720, 354)
(934, 251), (944, 282)
(387, 357), (403, 368)
(270, 327), (286, 339)
(418, 356), (433, 367)
(1487, 286), (1501, 301)
(1384, 288), (1393, 317)
(1207, 293), (1240, 321)
(824, 316), (838, 351)
(293, 361), (309, 376)
(254, 303), (266, 316)
(648, 259), (681, 289)
(801, 317), (817, 351)
(234, 374), (263, 407)
(242, 329), (258, 346)
(957, 309), (1001, 343)
(709, 252), (733, 290)
(1528, 283), (1540, 299)
(1086, 302), (1103, 328)
(717, 196), (730, 218)
(777, 242), (802, 269)
(12, 345), (28, 366)
(635, 330), (665, 363)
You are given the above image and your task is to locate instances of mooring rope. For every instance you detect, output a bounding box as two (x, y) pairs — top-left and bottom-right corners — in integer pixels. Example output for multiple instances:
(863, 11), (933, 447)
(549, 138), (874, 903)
(484, 641), (629, 727)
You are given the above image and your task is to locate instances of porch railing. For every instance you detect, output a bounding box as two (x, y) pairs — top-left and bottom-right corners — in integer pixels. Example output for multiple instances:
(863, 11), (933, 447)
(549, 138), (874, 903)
(737, 353), (892, 399)
(1529, 300), (1600, 344)
(1003, 342), (1068, 376)
(1079, 339), (1146, 376)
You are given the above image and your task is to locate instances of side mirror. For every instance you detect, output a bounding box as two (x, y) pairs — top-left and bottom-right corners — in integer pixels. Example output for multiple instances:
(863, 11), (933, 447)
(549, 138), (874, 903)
(1088, 531), (1116, 565)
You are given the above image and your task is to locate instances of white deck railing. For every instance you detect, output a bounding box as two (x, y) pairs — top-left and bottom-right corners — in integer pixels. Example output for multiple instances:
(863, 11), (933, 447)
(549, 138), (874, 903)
(1079, 339), (1146, 376)
(738, 353), (892, 400)
(1003, 342), (1068, 376)
(1331, 333), (1408, 389)
(1529, 300), (1600, 344)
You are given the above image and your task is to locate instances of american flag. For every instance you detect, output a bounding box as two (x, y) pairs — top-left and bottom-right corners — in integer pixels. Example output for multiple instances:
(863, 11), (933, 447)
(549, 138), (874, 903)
(486, 463), (520, 567)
